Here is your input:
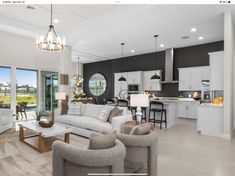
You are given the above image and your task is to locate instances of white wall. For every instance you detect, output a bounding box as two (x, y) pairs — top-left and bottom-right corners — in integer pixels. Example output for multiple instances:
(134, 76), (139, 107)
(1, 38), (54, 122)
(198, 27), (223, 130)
(224, 11), (235, 138)
(0, 30), (77, 112)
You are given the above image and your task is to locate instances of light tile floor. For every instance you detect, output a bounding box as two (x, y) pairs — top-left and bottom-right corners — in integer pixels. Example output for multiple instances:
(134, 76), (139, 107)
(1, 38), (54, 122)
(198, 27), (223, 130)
(0, 118), (235, 176)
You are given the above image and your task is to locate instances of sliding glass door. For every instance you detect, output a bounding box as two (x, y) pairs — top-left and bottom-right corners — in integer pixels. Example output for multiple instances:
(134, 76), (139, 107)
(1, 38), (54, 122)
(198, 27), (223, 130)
(41, 71), (58, 112)
(16, 69), (37, 120)
(0, 67), (11, 109)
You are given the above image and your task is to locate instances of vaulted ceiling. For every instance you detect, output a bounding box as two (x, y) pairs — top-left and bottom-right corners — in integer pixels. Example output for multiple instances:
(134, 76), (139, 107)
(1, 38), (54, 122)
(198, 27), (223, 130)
(0, 4), (233, 63)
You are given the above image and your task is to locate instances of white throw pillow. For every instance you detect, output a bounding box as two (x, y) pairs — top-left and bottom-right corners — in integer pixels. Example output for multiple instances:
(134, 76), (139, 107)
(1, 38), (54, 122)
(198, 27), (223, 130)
(97, 105), (114, 122)
(84, 104), (105, 118)
(67, 102), (82, 116)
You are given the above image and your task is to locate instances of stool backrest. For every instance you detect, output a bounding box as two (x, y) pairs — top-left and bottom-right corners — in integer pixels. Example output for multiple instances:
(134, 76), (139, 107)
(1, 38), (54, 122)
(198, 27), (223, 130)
(150, 101), (164, 110)
(117, 99), (128, 107)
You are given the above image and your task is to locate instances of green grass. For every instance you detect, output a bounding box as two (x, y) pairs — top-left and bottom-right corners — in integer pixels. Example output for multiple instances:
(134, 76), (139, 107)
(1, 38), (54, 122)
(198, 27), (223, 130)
(0, 95), (37, 105)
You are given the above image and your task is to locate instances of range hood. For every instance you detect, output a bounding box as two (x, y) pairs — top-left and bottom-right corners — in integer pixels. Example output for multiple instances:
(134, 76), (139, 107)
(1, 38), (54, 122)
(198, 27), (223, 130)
(161, 48), (179, 84)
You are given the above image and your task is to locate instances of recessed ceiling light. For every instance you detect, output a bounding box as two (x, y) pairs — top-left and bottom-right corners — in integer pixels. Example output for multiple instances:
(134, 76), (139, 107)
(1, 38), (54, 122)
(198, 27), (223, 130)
(54, 19), (59, 23)
(26, 5), (35, 10)
(131, 49), (135, 53)
(198, 36), (204, 40)
(181, 36), (190, 39)
(160, 44), (164, 47)
(190, 28), (197, 32)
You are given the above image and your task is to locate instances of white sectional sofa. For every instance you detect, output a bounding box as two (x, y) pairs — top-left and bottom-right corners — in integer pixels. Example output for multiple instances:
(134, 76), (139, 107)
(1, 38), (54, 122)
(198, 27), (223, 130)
(54, 103), (132, 137)
(0, 109), (13, 134)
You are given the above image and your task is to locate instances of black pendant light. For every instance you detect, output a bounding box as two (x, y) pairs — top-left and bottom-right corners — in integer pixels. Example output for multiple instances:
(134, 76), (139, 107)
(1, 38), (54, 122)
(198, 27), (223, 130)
(118, 43), (127, 82)
(151, 35), (161, 80)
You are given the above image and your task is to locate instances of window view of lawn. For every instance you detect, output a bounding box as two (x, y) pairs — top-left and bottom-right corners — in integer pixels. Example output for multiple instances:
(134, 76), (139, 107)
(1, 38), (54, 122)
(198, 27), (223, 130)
(0, 67), (11, 109)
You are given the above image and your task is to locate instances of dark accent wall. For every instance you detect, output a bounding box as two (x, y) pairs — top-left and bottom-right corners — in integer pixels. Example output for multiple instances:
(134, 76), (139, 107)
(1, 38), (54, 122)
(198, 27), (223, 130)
(83, 41), (223, 103)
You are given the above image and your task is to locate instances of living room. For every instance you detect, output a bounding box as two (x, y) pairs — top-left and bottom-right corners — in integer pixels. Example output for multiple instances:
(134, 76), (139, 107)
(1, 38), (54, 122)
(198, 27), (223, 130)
(0, 1), (235, 176)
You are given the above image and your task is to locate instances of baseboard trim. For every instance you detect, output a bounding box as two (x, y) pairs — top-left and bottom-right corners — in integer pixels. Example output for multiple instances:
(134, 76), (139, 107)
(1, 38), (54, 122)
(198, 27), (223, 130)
(221, 134), (232, 139)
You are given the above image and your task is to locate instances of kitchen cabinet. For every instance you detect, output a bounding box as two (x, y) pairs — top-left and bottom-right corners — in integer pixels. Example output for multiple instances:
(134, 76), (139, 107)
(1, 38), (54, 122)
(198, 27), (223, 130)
(201, 66), (210, 80)
(209, 51), (224, 90)
(190, 67), (202, 90)
(143, 70), (162, 91)
(178, 101), (199, 119)
(178, 67), (201, 91)
(127, 71), (142, 84)
(178, 66), (210, 91)
(114, 73), (128, 98)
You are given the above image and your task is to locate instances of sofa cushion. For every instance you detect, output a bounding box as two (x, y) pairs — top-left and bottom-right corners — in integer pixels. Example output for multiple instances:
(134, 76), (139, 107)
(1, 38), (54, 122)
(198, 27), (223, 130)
(130, 123), (153, 135)
(84, 104), (104, 118)
(70, 116), (88, 129)
(55, 114), (74, 125)
(88, 131), (116, 150)
(0, 115), (12, 125)
(86, 117), (112, 133)
(97, 105), (114, 122)
(108, 107), (123, 123)
(67, 103), (82, 116)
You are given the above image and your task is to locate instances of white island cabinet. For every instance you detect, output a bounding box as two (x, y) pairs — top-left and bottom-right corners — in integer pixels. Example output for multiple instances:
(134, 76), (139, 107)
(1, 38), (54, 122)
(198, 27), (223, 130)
(197, 104), (224, 137)
(178, 101), (200, 119)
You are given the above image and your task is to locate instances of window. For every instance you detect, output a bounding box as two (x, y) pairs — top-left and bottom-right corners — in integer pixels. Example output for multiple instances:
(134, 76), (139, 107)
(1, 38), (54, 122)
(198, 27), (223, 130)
(0, 67), (11, 109)
(16, 69), (37, 120)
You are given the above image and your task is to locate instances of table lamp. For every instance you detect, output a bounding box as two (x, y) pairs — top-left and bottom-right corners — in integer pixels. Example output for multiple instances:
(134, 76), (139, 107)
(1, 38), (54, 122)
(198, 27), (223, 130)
(130, 94), (149, 124)
(55, 92), (66, 108)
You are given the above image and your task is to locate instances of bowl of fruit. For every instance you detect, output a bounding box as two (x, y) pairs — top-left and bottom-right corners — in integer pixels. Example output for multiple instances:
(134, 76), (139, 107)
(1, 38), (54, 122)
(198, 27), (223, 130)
(212, 97), (224, 105)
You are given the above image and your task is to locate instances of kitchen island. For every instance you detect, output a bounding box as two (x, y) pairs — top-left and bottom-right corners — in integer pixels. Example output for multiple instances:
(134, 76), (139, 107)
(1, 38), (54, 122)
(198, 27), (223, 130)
(197, 103), (224, 137)
(149, 97), (198, 128)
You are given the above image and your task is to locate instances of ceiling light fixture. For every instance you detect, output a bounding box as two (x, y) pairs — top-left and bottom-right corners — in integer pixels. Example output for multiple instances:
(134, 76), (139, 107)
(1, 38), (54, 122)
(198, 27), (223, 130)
(160, 44), (164, 47)
(131, 49), (135, 53)
(36, 4), (65, 52)
(26, 5), (35, 10)
(181, 36), (190, 39)
(73, 57), (84, 87)
(54, 19), (59, 23)
(190, 28), (197, 32)
(118, 43), (127, 82)
(198, 36), (204, 40)
(151, 35), (161, 80)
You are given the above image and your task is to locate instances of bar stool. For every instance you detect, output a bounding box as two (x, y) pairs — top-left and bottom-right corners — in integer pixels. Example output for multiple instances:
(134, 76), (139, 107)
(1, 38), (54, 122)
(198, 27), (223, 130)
(131, 107), (147, 122)
(117, 99), (128, 107)
(149, 101), (167, 129)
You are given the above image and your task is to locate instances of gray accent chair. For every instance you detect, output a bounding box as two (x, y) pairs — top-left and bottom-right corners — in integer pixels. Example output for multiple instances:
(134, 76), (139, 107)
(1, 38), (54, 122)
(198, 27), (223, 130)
(52, 140), (126, 176)
(117, 131), (158, 176)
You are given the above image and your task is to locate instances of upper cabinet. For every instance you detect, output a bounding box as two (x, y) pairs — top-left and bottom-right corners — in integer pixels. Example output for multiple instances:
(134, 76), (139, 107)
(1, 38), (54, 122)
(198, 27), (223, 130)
(178, 66), (209, 91)
(127, 71), (142, 84)
(143, 70), (162, 91)
(201, 66), (210, 80)
(209, 51), (224, 91)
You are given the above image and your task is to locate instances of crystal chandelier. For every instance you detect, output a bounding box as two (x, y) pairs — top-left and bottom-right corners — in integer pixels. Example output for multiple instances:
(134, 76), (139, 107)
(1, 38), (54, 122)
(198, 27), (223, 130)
(36, 4), (65, 51)
(73, 57), (84, 86)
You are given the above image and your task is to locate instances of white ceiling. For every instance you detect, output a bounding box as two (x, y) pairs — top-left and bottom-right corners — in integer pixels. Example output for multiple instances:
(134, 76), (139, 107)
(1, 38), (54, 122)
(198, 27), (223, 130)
(0, 4), (233, 63)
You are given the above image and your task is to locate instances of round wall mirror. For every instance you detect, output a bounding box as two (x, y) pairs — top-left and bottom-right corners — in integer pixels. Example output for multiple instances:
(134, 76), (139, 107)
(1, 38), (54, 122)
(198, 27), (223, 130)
(89, 73), (107, 96)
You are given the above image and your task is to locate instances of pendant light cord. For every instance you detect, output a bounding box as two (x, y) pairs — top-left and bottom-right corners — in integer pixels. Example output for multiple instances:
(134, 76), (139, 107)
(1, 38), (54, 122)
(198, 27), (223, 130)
(50, 4), (53, 26)
(121, 43), (124, 72)
(154, 35), (158, 67)
(77, 57), (79, 75)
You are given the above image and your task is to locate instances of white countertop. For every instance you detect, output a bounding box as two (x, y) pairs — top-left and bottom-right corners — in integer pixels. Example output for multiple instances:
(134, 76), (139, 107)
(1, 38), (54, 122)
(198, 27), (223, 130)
(150, 97), (197, 102)
(199, 103), (224, 108)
